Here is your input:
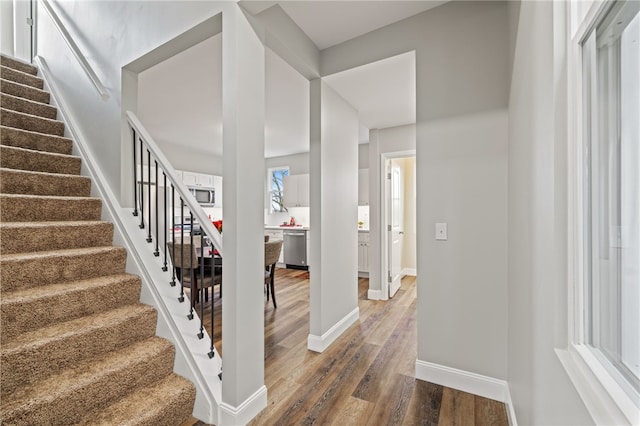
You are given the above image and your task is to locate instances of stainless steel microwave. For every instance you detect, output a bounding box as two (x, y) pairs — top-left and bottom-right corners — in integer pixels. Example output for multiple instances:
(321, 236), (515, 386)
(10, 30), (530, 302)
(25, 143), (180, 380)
(189, 186), (215, 206)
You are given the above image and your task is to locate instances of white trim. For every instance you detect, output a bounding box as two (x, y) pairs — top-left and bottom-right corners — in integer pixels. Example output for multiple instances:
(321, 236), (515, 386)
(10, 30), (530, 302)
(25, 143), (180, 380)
(402, 267), (416, 276)
(415, 359), (509, 403)
(219, 385), (267, 426)
(35, 56), (221, 424)
(557, 347), (637, 425)
(504, 384), (518, 426)
(367, 289), (384, 300)
(307, 307), (359, 353)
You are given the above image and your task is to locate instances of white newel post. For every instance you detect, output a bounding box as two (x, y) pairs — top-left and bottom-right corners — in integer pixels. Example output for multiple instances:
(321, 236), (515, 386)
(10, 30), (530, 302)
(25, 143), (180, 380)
(220, 6), (266, 425)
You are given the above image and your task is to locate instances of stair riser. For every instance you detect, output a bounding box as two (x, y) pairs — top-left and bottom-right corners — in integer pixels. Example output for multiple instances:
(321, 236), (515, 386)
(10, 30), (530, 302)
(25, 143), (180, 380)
(1, 94), (57, 119)
(1, 310), (162, 406)
(0, 145), (81, 174)
(1, 276), (141, 345)
(1, 67), (44, 89)
(1, 79), (49, 104)
(2, 109), (65, 136)
(0, 126), (72, 155)
(0, 196), (102, 222)
(0, 222), (113, 255)
(0, 169), (91, 197)
(0, 248), (126, 293)
(0, 56), (37, 75)
(78, 375), (197, 426)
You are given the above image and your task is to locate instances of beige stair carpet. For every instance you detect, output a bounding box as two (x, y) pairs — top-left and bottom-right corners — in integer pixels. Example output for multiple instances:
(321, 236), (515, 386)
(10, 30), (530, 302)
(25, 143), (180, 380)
(0, 54), (196, 426)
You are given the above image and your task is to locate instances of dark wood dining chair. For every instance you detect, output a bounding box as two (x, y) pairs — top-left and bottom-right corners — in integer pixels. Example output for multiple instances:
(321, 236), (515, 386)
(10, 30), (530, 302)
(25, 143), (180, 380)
(264, 240), (283, 308)
(167, 239), (222, 308)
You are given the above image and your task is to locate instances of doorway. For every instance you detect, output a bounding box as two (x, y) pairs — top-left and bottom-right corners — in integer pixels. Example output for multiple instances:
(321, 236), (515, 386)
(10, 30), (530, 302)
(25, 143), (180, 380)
(382, 152), (416, 298)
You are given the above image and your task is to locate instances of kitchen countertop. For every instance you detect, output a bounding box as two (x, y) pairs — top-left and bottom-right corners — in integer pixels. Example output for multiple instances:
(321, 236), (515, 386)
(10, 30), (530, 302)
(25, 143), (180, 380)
(265, 225), (310, 231)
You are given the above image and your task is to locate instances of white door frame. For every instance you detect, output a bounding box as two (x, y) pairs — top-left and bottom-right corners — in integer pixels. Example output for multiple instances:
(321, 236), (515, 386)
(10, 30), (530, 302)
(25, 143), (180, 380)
(380, 150), (415, 300)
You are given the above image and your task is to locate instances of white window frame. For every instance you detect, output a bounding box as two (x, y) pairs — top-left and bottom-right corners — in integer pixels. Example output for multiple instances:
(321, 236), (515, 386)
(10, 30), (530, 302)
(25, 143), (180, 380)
(267, 166), (289, 214)
(561, 1), (640, 424)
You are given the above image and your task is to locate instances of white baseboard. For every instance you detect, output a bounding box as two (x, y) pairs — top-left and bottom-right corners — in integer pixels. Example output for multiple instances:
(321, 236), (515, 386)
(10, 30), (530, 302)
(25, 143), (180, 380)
(307, 307), (359, 353)
(415, 359), (510, 404)
(219, 385), (267, 426)
(402, 268), (417, 276)
(367, 289), (384, 300)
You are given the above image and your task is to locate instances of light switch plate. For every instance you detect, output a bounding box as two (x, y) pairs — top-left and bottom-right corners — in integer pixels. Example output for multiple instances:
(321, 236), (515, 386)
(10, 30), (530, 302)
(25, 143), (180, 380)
(435, 223), (447, 240)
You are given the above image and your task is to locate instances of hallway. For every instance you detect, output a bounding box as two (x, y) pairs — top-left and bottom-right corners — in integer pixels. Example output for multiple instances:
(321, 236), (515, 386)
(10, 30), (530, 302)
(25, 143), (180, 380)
(189, 269), (507, 425)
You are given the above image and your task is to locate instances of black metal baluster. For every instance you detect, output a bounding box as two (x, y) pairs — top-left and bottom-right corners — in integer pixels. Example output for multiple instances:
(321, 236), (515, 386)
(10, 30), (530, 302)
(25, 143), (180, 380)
(187, 212), (195, 320)
(146, 150), (152, 243)
(170, 185), (176, 286)
(139, 139), (145, 229)
(132, 128), (138, 217)
(154, 160), (159, 256)
(162, 172), (168, 271)
(178, 198), (185, 303)
(209, 238), (216, 359)
(198, 233), (205, 339)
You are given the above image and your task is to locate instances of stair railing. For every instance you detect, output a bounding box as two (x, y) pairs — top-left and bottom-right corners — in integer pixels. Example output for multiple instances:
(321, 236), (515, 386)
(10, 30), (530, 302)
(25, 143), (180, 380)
(37, 0), (109, 100)
(127, 111), (222, 360)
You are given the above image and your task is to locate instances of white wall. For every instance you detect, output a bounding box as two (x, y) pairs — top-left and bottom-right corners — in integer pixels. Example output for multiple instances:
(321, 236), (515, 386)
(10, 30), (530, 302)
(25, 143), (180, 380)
(35, 1), (236, 200)
(418, 109), (508, 380)
(1, 0), (14, 56)
(309, 79), (359, 341)
(507, 1), (593, 424)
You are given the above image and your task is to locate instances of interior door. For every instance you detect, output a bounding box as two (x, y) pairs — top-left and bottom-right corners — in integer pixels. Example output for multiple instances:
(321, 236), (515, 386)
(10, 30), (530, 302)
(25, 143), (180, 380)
(388, 159), (404, 297)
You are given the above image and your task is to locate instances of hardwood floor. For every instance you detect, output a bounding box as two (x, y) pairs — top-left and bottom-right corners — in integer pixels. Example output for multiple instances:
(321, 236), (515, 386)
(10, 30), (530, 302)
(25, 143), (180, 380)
(185, 268), (508, 425)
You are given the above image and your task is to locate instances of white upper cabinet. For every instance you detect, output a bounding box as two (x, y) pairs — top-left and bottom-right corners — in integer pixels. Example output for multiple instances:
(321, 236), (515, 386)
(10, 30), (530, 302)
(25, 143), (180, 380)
(212, 175), (223, 208)
(182, 171), (214, 188)
(358, 169), (369, 205)
(283, 174), (309, 207)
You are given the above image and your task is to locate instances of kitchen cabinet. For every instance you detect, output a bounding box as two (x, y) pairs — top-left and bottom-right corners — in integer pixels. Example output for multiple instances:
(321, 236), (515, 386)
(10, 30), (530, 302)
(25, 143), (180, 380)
(358, 231), (369, 273)
(212, 175), (222, 207)
(283, 174), (309, 207)
(358, 169), (369, 206)
(182, 171), (214, 188)
(264, 229), (284, 264)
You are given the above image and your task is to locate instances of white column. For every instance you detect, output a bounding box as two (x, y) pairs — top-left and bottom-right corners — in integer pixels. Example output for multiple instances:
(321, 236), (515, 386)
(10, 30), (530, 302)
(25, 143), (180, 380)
(308, 79), (360, 352)
(220, 6), (266, 424)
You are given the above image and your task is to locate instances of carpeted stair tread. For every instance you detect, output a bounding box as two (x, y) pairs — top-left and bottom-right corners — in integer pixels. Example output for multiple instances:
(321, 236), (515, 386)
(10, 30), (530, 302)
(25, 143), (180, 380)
(1, 273), (141, 343)
(0, 193), (102, 222)
(0, 245), (127, 293)
(1, 78), (50, 104)
(0, 220), (113, 254)
(77, 374), (197, 426)
(1, 304), (158, 396)
(2, 108), (65, 136)
(1, 337), (176, 425)
(0, 167), (91, 197)
(0, 125), (73, 154)
(0, 144), (80, 174)
(1, 65), (44, 89)
(0, 55), (38, 75)
(1, 93), (57, 119)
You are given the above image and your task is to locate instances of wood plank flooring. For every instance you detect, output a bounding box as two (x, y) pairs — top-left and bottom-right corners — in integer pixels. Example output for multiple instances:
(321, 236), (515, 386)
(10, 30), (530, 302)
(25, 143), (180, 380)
(185, 268), (508, 425)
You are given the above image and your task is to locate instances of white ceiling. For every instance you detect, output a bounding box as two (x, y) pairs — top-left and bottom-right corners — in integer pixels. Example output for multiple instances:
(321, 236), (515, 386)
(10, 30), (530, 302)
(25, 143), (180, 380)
(242, 1), (447, 50)
(324, 51), (416, 132)
(138, 2), (422, 160)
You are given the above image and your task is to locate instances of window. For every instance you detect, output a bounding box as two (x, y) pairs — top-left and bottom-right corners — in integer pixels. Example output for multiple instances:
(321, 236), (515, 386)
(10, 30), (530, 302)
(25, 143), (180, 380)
(268, 167), (289, 214)
(580, 0), (639, 418)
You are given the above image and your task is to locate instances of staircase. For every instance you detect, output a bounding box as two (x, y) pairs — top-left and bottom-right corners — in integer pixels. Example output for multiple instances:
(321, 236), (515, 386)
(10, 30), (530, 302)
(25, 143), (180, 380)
(0, 55), (196, 425)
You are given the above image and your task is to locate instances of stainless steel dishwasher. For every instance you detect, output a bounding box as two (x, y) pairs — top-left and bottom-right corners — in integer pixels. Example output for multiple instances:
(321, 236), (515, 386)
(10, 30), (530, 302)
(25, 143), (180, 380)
(283, 230), (307, 269)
